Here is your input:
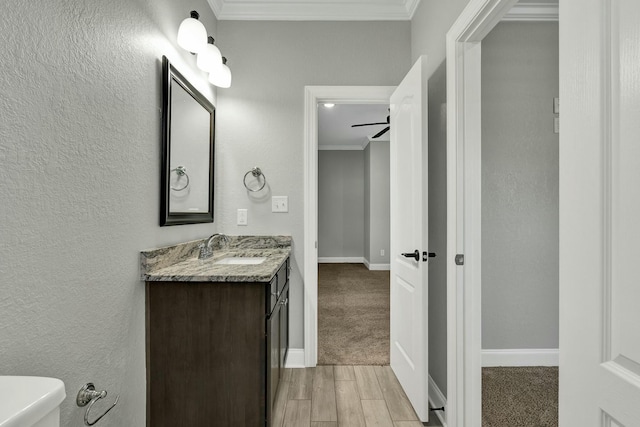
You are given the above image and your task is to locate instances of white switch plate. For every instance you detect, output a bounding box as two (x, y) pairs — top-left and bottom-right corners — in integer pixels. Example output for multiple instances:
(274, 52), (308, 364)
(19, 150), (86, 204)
(272, 196), (289, 213)
(554, 117), (560, 134)
(553, 97), (560, 114)
(237, 209), (248, 225)
(380, 249), (385, 256)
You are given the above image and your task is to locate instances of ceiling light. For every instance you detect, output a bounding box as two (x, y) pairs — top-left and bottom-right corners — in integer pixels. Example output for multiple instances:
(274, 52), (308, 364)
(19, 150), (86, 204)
(323, 103), (335, 108)
(177, 11), (207, 53)
(209, 57), (232, 88)
(197, 36), (223, 72)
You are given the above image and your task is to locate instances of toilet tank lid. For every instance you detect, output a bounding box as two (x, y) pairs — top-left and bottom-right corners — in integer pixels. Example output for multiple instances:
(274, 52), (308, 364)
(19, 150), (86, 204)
(0, 376), (66, 427)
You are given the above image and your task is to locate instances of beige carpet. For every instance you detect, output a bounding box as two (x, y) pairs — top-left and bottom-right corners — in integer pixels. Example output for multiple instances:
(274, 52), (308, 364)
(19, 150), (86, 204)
(483, 366), (558, 427)
(318, 263), (390, 365)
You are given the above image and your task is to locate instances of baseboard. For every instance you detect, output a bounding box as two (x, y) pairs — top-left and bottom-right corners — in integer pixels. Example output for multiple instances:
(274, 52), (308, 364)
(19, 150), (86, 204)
(428, 375), (448, 427)
(482, 348), (559, 367)
(368, 263), (390, 271)
(318, 257), (365, 264)
(284, 348), (306, 368)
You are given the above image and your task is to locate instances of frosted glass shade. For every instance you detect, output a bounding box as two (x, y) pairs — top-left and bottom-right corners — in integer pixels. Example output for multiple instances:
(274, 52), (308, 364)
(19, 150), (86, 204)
(197, 41), (222, 72)
(177, 15), (207, 53)
(209, 63), (232, 88)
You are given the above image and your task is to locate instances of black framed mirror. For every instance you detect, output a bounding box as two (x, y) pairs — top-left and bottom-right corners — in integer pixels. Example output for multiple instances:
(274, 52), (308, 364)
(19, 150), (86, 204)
(161, 56), (215, 226)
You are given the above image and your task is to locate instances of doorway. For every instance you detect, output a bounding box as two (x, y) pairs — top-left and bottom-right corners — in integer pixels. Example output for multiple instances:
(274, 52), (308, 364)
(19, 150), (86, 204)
(316, 102), (391, 365)
(445, 0), (560, 425)
(302, 86), (395, 367)
(480, 20), (559, 427)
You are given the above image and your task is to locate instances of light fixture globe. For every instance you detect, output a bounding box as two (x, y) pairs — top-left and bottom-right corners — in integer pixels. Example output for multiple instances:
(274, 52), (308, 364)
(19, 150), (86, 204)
(177, 11), (207, 53)
(197, 36), (223, 72)
(209, 57), (232, 88)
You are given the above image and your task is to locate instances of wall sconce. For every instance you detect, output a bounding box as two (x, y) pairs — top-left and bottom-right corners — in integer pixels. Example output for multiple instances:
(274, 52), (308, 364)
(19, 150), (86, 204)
(177, 10), (232, 88)
(209, 57), (232, 88)
(177, 11), (207, 53)
(197, 36), (222, 72)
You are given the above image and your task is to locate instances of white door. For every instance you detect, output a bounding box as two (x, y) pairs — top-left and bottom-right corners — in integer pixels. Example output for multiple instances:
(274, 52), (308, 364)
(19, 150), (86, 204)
(560, 0), (640, 425)
(389, 55), (429, 422)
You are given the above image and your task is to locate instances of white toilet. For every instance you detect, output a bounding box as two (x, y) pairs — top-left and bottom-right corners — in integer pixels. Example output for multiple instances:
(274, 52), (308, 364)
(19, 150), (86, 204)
(0, 376), (66, 427)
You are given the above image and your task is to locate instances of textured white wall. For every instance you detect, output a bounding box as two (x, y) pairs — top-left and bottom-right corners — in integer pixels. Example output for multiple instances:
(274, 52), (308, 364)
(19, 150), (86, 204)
(410, 0), (471, 75)
(215, 20), (411, 348)
(0, 0), (219, 425)
(481, 22), (559, 350)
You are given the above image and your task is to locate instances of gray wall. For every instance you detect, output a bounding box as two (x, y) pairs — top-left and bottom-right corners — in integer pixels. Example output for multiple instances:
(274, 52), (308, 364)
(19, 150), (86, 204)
(411, 0), (471, 76)
(318, 150), (365, 258)
(366, 141), (391, 265)
(427, 60), (449, 395)
(215, 21), (411, 347)
(481, 22), (559, 350)
(0, 0), (219, 425)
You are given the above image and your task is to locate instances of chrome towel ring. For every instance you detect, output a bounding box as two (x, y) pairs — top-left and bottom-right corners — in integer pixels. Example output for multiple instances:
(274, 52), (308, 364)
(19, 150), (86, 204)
(76, 383), (119, 426)
(243, 167), (267, 192)
(170, 166), (190, 191)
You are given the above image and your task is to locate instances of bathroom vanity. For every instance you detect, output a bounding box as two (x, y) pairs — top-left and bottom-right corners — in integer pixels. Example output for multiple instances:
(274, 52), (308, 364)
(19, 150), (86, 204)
(141, 236), (291, 427)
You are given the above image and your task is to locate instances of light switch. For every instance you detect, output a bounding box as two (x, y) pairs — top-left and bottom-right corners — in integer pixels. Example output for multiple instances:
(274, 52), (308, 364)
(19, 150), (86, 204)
(554, 117), (560, 134)
(237, 209), (248, 225)
(553, 97), (560, 114)
(272, 196), (289, 213)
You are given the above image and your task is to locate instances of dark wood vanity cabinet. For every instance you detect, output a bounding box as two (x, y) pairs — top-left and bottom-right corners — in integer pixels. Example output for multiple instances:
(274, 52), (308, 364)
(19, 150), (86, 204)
(146, 257), (290, 427)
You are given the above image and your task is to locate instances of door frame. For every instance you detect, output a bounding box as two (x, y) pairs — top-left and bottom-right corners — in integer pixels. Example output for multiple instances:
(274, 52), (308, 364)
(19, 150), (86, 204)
(303, 85), (396, 367)
(445, 0), (524, 425)
(446, 0), (560, 425)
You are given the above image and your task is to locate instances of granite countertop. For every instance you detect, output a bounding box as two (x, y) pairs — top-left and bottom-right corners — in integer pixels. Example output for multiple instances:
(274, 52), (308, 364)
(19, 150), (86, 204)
(140, 235), (292, 283)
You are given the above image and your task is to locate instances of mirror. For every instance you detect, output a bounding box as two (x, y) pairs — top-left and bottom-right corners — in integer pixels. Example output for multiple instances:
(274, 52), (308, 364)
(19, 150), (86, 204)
(161, 56), (215, 226)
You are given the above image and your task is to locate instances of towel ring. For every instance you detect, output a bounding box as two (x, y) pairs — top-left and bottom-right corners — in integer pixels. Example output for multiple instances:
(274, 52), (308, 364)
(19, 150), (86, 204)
(243, 167), (267, 192)
(170, 166), (190, 191)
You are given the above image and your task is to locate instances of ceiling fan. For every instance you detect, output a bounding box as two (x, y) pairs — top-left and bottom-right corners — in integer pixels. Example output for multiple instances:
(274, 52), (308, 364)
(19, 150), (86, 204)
(351, 113), (390, 139)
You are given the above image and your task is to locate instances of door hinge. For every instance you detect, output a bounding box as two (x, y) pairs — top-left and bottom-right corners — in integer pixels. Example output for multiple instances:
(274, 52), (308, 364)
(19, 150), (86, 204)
(455, 254), (464, 266)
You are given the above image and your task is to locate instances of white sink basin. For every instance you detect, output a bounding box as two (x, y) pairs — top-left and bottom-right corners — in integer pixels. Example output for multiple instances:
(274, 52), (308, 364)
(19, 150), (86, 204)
(214, 257), (267, 265)
(0, 376), (66, 427)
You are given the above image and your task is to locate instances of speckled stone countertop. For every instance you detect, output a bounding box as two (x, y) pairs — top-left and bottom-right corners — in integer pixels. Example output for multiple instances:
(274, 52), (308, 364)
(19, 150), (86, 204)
(140, 235), (292, 283)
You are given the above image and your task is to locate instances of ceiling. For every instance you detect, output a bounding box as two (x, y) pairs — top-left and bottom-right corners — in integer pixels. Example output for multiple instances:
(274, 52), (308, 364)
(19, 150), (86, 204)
(207, 0), (558, 21)
(318, 104), (390, 150)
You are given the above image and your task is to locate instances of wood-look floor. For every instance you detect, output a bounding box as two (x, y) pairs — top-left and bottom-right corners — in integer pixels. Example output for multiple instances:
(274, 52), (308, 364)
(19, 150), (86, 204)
(273, 366), (434, 427)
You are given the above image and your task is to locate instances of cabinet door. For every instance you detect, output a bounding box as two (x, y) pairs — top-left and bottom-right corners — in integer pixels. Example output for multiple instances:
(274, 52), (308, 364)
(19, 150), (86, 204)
(279, 287), (289, 375)
(267, 303), (281, 425)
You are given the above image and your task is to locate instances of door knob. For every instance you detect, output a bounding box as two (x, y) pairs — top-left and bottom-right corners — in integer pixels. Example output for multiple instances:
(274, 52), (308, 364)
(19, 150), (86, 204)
(422, 251), (436, 261)
(401, 250), (420, 261)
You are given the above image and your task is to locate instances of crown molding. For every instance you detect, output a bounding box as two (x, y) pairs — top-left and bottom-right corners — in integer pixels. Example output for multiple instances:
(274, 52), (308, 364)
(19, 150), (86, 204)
(502, 2), (558, 21)
(209, 0), (416, 21)
(405, 0), (421, 19)
(207, 0), (224, 18)
(318, 144), (366, 151)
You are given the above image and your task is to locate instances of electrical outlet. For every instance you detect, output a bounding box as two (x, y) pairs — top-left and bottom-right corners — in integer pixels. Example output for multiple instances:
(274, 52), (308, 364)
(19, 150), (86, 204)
(272, 196), (289, 213)
(554, 117), (560, 134)
(553, 97), (560, 114)
(380, 249), (385, 256)
(237, 209), (248, 226)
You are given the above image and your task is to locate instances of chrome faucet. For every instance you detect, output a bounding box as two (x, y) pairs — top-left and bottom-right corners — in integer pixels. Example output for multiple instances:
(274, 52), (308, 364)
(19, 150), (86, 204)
(198, 233), (229, 260)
